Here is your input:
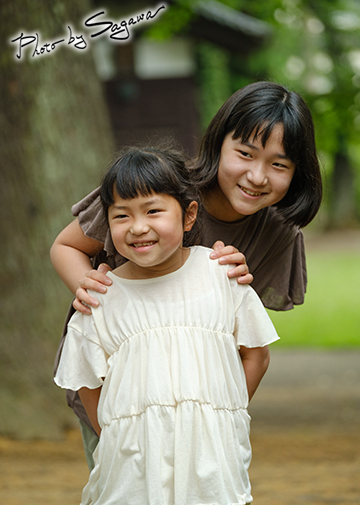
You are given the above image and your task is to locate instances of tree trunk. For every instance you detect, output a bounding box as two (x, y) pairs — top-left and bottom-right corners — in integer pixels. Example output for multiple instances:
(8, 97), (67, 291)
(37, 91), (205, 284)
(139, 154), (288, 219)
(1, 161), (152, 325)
(328, 137), (358, 228)
(0, 0), (114, 438)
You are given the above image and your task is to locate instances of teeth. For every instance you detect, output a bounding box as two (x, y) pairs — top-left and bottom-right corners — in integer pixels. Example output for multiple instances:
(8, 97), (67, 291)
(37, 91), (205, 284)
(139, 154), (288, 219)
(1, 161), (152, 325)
(241, 187), (262, 196)
(132, 242), (155, 248)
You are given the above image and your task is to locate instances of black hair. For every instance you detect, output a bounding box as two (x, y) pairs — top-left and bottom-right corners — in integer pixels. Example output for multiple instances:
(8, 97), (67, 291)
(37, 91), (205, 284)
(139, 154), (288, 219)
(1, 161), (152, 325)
(100, 144), (202, 247)
(192, 81), (322, 228)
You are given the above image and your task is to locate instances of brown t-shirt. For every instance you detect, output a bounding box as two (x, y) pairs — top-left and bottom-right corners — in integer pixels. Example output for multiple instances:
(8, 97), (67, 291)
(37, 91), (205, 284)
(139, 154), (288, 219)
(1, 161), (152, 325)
(72, 186), (307, 311)
(56, 187), (307, 430)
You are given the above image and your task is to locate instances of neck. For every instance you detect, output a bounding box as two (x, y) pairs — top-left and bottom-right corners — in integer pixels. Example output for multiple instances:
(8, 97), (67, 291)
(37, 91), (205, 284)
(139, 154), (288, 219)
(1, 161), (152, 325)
(204, 184), (245, 222)
(113, 248), (190, 280)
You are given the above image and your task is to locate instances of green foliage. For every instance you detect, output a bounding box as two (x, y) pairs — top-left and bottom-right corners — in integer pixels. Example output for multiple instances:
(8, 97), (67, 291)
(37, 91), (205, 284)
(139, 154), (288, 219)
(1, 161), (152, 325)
(145, 0), (196, 40)
(197, 42), (232, 130)
(268, 250), (360, 347)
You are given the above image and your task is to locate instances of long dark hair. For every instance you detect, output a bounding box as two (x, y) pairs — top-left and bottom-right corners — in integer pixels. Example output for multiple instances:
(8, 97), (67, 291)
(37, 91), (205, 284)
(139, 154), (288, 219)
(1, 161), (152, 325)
(192, 81), (322, 228)
(100, 144), (202, 247)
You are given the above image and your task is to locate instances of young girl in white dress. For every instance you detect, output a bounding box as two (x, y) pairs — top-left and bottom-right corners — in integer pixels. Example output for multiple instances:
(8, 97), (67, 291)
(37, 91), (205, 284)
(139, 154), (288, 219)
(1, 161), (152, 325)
(55, 145), (279, 505)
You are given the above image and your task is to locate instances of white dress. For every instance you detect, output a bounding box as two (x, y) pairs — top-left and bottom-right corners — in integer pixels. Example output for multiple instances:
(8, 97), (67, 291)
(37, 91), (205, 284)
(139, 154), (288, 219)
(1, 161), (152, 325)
(55, 246), (279, 505)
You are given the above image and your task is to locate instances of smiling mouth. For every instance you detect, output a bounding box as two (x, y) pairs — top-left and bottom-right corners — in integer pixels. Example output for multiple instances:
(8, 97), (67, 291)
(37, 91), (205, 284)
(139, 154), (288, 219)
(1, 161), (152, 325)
(239, 186), (264, 197)
(131, 241), (157, 248)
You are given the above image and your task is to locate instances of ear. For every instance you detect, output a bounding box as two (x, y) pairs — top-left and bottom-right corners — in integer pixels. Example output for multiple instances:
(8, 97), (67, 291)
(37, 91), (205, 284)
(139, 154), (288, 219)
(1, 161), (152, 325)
(184, 201), (198, 232)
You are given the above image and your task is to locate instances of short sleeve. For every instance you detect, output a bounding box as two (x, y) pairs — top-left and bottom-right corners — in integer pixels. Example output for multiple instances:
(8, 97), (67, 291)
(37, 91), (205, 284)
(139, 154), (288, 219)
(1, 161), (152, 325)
(71, 187), (124, 267)
(201, 207), (307, 311)
(252, 227), (307, 311)
(54, 313), (109, 391)
(233, 285), (280, 348)
(72, 187), (108, 244)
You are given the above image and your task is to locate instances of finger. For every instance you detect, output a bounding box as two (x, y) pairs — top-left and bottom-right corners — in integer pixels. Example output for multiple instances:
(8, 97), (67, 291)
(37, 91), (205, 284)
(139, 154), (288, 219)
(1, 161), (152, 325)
(85, 269), (112, 286)
(79, 278), (108, 295)
(218, 252), (246, 265)
(97, 263), (113, 274)
(210, 245), (239, 259)
(227, 263), (249, 278)
(237, 273), (254, 285)
(73, 298), (92, 314)
(75, 287), (100, 308)
(211, 240), (225, 251)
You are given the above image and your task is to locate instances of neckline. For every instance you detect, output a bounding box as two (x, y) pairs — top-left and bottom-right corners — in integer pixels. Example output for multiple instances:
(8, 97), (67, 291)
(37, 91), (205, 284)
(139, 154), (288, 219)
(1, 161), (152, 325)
(203, 207), (255, 225)
(107, 246), (197, 284)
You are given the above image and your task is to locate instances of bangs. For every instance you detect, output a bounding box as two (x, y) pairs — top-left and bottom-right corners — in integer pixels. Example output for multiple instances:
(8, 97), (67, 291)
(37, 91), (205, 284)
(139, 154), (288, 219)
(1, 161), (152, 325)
(231, 102), (303, 163)
(114, 154), (166, 199)
(101, 151), (179, 208)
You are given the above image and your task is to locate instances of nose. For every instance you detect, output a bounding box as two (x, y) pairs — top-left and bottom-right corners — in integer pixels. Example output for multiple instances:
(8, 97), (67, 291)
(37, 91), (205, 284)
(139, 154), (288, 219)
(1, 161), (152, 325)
(246, 162), (268, 186)
(129, 217), (150, 235)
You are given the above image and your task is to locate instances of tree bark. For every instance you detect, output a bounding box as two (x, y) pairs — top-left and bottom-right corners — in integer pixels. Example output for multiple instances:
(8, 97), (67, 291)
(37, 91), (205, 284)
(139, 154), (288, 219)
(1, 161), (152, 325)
(0, 0), (114, 438)
(328, 136), (358, 228)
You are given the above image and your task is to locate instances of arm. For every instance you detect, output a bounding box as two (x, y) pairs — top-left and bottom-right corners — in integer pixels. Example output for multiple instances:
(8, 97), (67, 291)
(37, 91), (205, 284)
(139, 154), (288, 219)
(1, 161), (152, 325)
(50, 218), (112, 314)
(78, 386), (102, 436)
(239, 345), (270, 401)
(210, 240), (254, 285)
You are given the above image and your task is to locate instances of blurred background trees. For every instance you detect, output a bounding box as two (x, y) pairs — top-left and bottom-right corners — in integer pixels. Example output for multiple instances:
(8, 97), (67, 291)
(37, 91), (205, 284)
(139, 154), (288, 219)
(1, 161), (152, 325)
(0, 0), (114, 437)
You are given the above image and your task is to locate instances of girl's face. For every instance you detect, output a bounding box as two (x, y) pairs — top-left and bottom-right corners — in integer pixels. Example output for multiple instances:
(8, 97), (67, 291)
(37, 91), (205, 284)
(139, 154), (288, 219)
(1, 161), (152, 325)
(108, 191), (197, 278)
(207, 124), (295, 222)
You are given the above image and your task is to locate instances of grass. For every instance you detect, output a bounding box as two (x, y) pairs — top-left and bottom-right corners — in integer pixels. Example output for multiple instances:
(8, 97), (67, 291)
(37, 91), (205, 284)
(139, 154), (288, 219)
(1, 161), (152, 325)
(267, 251), (360, 348)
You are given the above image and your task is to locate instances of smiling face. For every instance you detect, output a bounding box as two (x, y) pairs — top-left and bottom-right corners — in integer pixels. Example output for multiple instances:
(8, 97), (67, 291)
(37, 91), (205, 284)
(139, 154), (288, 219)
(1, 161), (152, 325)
(205, 124), (296, 222)
(108, 191), (197, 278)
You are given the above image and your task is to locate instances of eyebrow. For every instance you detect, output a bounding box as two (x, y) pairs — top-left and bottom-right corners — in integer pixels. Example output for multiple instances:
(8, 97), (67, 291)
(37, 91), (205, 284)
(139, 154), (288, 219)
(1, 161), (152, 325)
(111, 198), (162, 211)
(239, 140), (290, 160)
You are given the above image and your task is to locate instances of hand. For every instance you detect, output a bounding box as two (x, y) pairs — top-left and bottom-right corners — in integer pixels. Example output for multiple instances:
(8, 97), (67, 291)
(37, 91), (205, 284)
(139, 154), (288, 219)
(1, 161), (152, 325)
(73, 263), (113, 314)
(209, 241), (254, 285)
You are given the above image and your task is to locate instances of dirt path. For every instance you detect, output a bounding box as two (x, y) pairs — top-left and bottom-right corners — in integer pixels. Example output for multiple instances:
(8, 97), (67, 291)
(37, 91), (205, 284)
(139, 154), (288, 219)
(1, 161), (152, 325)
(1, 350), (360, 505)
(248, 350), (360, 504)
(1, 426), (359, 505)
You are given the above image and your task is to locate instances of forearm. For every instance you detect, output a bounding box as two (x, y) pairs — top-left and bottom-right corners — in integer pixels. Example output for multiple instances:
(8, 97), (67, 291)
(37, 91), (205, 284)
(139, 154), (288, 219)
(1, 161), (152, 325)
(239, 345), (270, 401)
(50, 243), (93, 295)
(50, 218), (104, 296)
(78, 387), (102, 436)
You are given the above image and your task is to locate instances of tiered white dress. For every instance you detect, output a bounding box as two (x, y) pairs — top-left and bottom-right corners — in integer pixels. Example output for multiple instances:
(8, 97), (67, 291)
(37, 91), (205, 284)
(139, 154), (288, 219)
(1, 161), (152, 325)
(55, 246), (279, 505)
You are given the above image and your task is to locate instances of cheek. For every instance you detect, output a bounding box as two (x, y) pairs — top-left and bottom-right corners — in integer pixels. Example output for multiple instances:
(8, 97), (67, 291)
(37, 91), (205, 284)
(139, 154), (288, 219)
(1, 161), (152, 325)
(218, 154), (243, 184)
(217, 162), (232, 189)
(110, 224), (125, 245)
(275, 172), (294, 199)
(162, 216), (185, 245)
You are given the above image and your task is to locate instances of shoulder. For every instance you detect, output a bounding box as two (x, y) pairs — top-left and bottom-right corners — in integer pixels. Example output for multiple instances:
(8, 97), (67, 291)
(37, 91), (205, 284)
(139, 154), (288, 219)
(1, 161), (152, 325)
(190, 245), (243, 278)
(71, 187), (109, 246)
(190, 245), (230, 273)
(67, 307), (98, 340)
(71, 187), (101, 217)
(246, 207), (305, 263)
(256, 207), (302, 241)
(191, 245), (248, 297)
(190, 244), (213, 258)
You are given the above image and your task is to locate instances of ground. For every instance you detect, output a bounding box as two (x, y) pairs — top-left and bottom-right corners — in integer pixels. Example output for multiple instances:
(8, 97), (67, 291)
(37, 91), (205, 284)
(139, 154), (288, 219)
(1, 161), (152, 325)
(2, 350), (359, 505)
(1, 230), (360, 505)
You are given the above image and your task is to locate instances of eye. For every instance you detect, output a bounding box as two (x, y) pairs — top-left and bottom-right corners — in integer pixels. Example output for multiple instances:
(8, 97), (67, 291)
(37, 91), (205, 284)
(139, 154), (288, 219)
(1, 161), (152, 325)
(239, 150), (252, 158)
(273, 162), (288, 169)
(148, 208), (162, 215)
(114, 213), (128, 219)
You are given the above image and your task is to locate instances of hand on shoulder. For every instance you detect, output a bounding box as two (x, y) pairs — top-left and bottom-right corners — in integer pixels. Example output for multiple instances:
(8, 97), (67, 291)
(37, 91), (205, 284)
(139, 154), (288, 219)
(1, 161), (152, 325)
(209, 241), (254, 285)
(74, 264), (113, 314)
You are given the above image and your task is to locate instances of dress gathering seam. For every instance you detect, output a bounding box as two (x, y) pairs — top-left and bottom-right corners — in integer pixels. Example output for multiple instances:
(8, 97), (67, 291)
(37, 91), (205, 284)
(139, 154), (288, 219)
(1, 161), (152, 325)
(108, 325), (234, 348)
(102, 399), (248, 426)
